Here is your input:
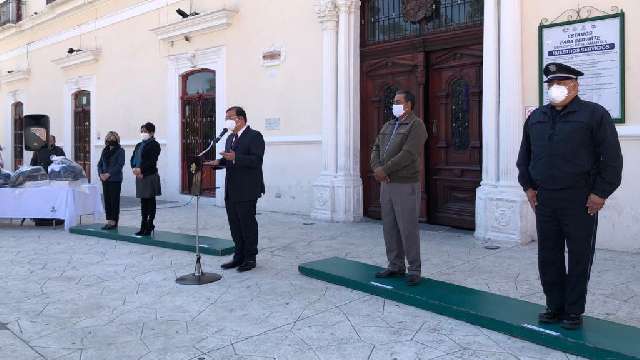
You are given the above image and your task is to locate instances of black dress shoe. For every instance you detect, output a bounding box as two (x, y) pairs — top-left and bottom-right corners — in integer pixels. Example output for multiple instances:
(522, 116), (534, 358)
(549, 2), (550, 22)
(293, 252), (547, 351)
(237, 261), (256, 272)
(375, 269), (406, 278)
(561, 314), (583, 330)
(407, 274), (421, 286)
(220, 260), (243, 270)
(538, 308), (563, 324)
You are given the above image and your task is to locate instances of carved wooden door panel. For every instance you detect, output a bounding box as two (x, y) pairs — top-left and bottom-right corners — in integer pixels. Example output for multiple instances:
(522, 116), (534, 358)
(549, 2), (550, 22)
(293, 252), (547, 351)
(361, 53), (427, 220)
(427, 46), (482, 229)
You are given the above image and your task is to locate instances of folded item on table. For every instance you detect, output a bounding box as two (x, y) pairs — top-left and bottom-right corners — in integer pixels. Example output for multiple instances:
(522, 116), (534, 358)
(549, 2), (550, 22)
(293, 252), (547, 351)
(9, 166), (49, 187)
(0, 168), (12, 187)
(48, 156), (87, 181)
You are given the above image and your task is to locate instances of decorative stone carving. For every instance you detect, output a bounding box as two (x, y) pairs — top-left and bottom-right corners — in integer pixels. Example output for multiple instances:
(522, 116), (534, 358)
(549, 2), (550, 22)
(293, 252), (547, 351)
(315, 187), (330, 208)
(403, 0), (436, 23)
(494, 202), (514, 229)
(317, 0), (338, 21)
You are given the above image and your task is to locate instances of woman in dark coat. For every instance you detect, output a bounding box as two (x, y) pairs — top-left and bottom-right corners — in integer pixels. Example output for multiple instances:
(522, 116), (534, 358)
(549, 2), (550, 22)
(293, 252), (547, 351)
(130, 122), (161, 236)
(97, 131), (125, 230)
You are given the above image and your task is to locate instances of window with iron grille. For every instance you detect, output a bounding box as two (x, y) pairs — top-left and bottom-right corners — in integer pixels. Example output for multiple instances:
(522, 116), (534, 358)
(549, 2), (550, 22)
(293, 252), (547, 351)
(365, 0), (483, 44)
(450, 79), (471, 150)
(12, 101), (24, 170)
(0, 0), (22, 27)
(74, 90), (91, 182)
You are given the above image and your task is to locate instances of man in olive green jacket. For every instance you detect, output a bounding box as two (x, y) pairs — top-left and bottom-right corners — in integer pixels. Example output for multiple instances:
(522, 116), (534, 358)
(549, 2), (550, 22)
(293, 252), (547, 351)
(370, 90), (428, 286)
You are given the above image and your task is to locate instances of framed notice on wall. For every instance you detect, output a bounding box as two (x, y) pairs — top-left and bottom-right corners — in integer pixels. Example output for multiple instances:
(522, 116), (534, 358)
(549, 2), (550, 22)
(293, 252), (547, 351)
(539, 12), (625, 123)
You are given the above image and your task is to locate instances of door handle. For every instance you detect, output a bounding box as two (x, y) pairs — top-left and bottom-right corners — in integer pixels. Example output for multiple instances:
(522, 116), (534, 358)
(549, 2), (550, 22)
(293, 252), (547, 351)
(432, 120), (437, 134)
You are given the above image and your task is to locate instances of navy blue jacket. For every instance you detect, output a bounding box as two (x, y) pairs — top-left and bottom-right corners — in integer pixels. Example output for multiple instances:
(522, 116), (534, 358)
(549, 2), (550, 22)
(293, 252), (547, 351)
(98, 147), (125, 182)
(517, 97), (623, 198)
(130, 139), (161, 176)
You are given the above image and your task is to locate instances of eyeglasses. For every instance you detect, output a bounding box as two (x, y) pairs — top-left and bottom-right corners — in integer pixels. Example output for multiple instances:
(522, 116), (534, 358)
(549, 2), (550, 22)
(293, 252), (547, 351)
(225, 116), (238, 121)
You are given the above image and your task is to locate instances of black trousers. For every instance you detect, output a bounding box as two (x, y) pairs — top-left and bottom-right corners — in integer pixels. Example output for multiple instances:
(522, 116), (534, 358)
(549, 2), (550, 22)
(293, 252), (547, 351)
(102, 181), (122, 223)
(140, 197), (157, 221)
(226, 200), (258, 262)
(536, 188), (598, 315)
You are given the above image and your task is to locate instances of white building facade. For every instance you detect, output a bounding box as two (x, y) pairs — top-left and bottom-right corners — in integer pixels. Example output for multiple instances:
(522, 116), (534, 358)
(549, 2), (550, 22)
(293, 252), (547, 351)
(1, 0), (639, 251)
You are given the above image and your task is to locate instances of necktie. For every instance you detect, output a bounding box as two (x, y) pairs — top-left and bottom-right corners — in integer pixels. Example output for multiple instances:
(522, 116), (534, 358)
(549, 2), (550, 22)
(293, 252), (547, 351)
(231, 133), (239, 149)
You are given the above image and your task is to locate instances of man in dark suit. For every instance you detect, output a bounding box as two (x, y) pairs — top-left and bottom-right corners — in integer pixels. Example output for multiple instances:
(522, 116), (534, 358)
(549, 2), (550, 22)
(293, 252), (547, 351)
(31, 135), (66, 170)
(209, 106), (265, 272)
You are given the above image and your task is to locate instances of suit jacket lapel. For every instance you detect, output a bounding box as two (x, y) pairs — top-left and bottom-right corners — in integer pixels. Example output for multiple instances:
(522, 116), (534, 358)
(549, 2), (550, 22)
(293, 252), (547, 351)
(234, 126), (251, 151)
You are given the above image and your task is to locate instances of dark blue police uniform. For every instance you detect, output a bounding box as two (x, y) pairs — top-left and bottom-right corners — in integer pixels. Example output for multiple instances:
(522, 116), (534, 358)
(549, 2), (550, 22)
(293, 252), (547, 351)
(516, 63), (623, 321)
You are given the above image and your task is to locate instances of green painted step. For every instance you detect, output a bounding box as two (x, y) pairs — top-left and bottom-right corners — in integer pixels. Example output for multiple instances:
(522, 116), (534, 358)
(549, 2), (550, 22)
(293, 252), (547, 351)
(70, 224), (234, 256)
(298, 257), (640, 360)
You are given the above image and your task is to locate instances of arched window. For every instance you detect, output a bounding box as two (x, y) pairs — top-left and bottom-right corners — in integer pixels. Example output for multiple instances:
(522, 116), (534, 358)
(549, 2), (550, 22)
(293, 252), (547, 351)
(74, 90), (91, 181)
(11, 101), (24, 170)
(181, 69), (216, 197)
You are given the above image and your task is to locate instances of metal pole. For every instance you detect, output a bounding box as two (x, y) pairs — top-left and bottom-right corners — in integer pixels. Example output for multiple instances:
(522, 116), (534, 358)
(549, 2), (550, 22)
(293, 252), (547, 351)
(194, 195), (202, 276)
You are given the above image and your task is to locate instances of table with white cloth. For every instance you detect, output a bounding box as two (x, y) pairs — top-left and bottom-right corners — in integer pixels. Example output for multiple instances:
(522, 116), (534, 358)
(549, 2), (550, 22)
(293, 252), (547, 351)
(0, 182), (104, 231)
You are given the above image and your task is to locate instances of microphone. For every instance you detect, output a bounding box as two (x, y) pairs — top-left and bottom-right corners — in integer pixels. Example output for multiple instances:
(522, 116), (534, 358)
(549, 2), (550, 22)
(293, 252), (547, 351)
(198, 128), (229, 157)
(215, 128), (228, 143)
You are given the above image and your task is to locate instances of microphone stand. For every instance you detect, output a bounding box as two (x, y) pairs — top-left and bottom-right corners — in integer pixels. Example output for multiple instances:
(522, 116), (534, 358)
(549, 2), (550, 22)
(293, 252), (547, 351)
(176, 129), (228, 285)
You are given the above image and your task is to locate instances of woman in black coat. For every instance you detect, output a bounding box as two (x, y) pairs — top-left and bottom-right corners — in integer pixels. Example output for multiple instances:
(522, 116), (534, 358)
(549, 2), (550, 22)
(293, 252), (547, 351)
(130, 122), (161, 236)
(98, 131), (125, 230)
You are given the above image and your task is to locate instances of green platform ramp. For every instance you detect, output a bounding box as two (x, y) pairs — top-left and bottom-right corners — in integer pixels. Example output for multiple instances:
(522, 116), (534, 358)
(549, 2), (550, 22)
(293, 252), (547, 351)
(70, 224), (234, 256)
(299, 257), (640, 360)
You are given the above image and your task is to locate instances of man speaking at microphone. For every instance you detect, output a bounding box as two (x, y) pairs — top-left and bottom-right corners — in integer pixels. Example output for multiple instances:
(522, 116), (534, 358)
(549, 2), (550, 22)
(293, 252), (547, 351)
(207, 106), (265, 272)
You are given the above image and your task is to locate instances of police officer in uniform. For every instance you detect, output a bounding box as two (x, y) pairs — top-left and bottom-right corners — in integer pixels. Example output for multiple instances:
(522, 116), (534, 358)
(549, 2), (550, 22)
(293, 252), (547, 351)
(517, 62), (623, 330)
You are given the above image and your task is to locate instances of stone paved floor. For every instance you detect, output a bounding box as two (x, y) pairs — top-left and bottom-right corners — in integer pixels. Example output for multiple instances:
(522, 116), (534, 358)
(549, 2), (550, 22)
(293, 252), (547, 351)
(1, 200), (639, 360)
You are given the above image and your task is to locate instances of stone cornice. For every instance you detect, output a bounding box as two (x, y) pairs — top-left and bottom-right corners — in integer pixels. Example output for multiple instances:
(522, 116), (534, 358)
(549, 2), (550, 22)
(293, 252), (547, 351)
(0, 69), (30, 85)
(0, 0), (103, 41)
(52, 49), (101, 69)
(150, 9), (236, 42)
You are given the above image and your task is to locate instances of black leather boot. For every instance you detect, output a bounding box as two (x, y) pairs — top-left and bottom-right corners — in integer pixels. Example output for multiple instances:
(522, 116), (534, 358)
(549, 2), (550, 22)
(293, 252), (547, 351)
(135, 218), (147, 236)
(145, 218), (156, 236)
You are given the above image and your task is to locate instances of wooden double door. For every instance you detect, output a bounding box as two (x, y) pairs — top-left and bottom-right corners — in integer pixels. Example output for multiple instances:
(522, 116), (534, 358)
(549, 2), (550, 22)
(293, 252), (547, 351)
(361, 45), (482, 229)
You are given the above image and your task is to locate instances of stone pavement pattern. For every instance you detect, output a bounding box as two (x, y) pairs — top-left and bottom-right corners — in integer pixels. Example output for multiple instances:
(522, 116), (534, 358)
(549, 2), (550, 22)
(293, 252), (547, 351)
(1, 200), (639, 360)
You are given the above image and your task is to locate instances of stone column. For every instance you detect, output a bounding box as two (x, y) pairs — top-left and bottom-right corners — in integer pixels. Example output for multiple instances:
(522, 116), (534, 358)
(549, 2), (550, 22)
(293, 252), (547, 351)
(475, 0), (535, 243)
(474, 0), (500, 240)
(332, 0), (363, 222)
(312, 0), (363, 222)
(311, 0), (339, 221)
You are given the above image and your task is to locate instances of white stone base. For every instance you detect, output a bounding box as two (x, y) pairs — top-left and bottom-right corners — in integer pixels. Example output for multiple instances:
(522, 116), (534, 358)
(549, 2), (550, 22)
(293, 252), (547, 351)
(333, 174), (363, 222)
(475, 183), (536, 244)
(311, 173), (363, 222)
(311, 174), (336, 221)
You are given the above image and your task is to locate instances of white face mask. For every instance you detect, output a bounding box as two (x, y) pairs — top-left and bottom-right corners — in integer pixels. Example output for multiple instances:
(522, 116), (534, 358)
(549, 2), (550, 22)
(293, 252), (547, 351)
(224, 120), (237, 131)
(392, 104), (405, 118)
(140, 133), (150, 141)
(548, 84), (569, 104)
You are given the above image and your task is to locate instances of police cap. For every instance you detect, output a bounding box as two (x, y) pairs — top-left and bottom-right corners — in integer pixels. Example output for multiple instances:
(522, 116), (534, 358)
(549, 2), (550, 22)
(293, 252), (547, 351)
(543, 62), (584, 83)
